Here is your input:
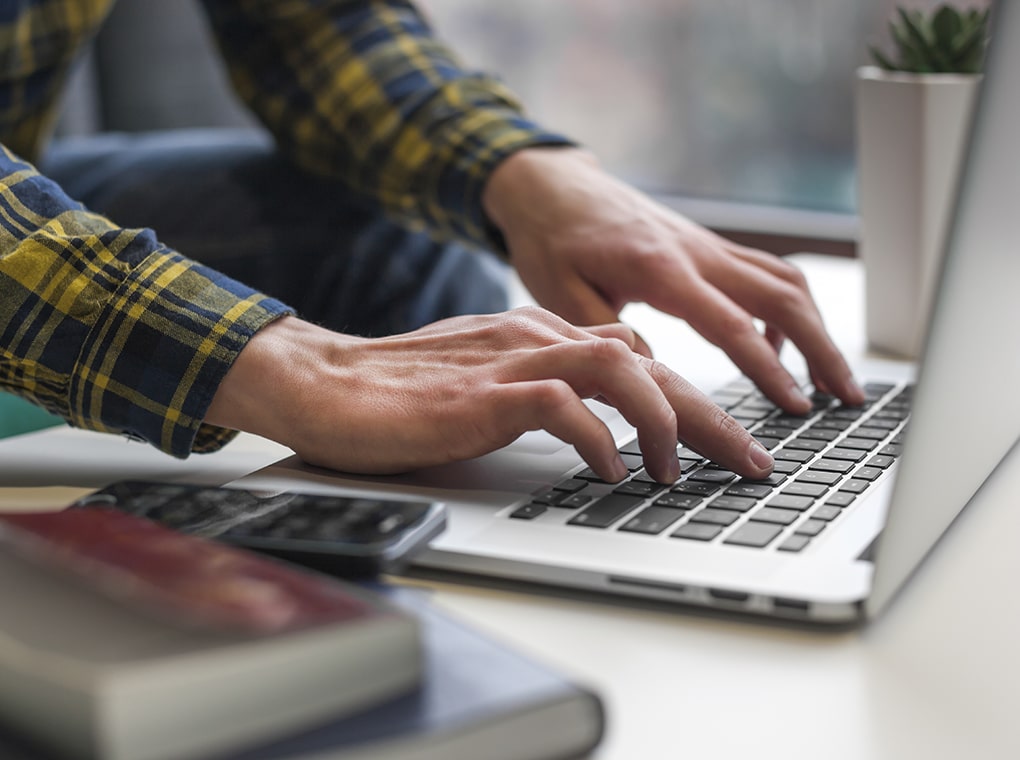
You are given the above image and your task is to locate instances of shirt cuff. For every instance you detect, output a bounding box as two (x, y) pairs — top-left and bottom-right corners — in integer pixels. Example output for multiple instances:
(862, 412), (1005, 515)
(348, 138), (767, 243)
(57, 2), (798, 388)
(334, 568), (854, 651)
(70, 246), (294, 458)
(422, 109), (576, 254)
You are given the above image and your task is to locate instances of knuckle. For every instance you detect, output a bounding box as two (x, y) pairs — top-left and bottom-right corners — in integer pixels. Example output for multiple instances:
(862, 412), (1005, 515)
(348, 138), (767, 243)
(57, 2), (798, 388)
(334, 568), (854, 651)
(777, 260), (809, 289)
(586, 336), (634, 365)
(499, 307), (558, 344)
(712, 408), (749, 448)
(716, 311), (757, 341)
(771, 282), (810, 321)
(531, 379), (575, 412)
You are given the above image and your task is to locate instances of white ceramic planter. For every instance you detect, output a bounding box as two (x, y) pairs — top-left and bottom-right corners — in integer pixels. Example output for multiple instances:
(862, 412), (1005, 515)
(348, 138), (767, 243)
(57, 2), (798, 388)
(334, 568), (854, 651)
(855, 66), (980, 359)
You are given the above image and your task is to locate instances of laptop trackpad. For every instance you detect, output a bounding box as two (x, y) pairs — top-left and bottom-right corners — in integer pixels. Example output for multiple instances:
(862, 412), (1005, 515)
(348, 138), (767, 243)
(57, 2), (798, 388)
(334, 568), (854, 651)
(508, 429), (573, 455)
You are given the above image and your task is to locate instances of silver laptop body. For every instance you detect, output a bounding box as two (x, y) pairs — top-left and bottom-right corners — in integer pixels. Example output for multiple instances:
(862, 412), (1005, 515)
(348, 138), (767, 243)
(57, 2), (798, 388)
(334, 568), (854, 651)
(237, 1), (1020, 625)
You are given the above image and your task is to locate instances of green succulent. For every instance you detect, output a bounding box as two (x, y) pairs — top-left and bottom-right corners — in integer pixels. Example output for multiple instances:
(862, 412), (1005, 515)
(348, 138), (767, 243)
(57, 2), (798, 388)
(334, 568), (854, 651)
(870, 4), (990, 74)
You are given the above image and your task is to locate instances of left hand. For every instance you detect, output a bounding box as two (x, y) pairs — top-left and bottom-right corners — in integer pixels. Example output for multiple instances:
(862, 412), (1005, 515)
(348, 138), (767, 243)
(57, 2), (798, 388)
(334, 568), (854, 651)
(482, 147), (864, 414)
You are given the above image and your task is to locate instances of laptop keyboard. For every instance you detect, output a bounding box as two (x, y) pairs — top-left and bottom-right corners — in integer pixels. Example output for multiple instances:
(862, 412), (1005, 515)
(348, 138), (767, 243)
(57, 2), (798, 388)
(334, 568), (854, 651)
(508, 379), (912, 553)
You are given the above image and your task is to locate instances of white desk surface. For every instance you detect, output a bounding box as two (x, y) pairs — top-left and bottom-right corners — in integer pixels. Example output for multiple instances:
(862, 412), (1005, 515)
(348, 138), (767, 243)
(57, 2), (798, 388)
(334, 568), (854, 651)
(2, 254), (1018, 760)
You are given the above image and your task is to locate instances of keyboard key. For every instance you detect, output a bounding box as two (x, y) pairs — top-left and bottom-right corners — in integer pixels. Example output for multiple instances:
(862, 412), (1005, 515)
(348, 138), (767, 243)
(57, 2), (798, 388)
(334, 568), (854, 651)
(674, 481), (726, 497)
(619, 453), (645, 471)
(840, 437), (879, 451)
(775, 448), (814, 463)
(795, 519), (828, 537)
(772, 459), (803, 475)
(873, 408), (909, 421)
(532, 488), (571, 506)
(724, 522), (783, 548)
(770, 415), (810, 429)
(852, 427), (889, 440)
(745, 472), (788, 486)
(558, 493), (594, 509)
(654, 492), (704, 509)
(785, 437), (829, 452)
(510, 503), (547, 520)
(826, 447), (867, 462)
(865, 417), (901, 430)
(732, 417), (759, 430)
(574, 467), (610, 483)
(812, 418), (853, 431)
(709, 495), (757, 512)
(631, 469), (661, 484)
(672, 523), (724, 542)
(824, 492), (857, 508)
(614, 480), (667, 498)
(687, 469), (738, 484)
(810, 392), (836, 410)
(839, 479), (871, 494)
(553, 478), (589, 493)
(799, 428), (841, 442)
(619, 507), (686, 535)
(754, 426), (793, 440)
(568, 494), (644, 528)
(879, 443), (903, 457)
(811, 505), (843, 521)
(777, 534), (812, 552)
(811, 458), (855, 474)
(867, 454), (896, 469)
(724, 482), (774, 499)
(690, 508), (742, 527)
(752, 507), (800, 525)
(752, 436), (783, 451)
(797, 470), (843, 486)
(830, 408), (865, 420)
(853, 467), (884, 482)
(766, 494), (815, 511)
(782, 482), (829, 498)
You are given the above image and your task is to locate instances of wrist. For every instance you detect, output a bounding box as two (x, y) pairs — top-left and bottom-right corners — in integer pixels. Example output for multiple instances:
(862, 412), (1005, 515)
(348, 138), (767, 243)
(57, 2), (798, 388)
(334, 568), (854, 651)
(482, 146), (599, 235)
(204, 316), (359, 447)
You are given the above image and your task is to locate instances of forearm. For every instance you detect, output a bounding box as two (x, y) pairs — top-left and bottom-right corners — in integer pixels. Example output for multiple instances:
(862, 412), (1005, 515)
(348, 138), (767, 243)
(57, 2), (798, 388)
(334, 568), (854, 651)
(200, 0), (574, 249)
(0, 144), (293, 456)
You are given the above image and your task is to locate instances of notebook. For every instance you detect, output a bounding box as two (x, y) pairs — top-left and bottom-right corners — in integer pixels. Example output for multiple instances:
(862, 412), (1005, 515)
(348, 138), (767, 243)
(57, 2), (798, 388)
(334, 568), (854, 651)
(0, 585), (604, 760)
(235, 1), (1020, 626)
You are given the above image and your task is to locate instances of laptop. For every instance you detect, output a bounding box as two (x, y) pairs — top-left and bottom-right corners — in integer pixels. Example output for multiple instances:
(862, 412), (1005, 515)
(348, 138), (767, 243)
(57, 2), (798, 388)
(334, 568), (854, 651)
(235, 1), (1020, 625)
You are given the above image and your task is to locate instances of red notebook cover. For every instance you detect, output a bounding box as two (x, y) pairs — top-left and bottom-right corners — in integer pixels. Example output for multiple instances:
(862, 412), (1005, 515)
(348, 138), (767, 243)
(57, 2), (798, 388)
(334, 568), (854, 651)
(0, 508), (384, 637)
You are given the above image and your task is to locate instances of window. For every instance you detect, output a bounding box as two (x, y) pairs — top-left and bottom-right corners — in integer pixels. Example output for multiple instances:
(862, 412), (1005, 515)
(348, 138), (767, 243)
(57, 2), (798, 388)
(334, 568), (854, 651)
(420, 1), (972, 223)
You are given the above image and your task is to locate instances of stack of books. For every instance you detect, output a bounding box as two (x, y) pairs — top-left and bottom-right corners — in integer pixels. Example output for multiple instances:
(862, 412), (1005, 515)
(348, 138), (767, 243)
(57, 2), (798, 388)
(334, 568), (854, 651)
(0, 509), (605, 760)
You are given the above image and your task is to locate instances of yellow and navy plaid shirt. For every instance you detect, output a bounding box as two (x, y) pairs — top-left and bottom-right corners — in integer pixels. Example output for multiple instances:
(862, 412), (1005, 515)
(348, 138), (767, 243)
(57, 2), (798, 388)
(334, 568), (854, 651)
(0, 0), (570, 457)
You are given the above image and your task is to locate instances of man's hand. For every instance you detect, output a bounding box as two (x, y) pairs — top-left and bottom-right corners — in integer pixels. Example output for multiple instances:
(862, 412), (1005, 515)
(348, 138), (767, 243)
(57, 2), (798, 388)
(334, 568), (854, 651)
(205, 312), (774, 484)
(482, 147), (865, 413)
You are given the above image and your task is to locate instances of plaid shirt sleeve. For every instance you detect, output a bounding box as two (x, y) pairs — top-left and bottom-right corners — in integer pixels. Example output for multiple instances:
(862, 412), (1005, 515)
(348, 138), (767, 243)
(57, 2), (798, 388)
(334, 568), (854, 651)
(200, 0), (575, 252)
(0, 145), (294, 456)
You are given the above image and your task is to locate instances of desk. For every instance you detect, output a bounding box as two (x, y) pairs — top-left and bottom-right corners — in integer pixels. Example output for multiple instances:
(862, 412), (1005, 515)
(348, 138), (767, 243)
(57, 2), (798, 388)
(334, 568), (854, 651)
(2, 255), (1018, 760)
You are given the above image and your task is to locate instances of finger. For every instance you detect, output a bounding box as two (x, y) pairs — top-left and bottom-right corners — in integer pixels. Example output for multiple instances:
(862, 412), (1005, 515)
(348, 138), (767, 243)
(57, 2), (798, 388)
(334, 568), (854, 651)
(583, 322), (637, 348)
(764, 323), (786, 355)
(678, 278), (814, 414)
(495, 379), (629, 482)
(712, 254), (865, 405)
(510, 339), (681, 482)
(583, 322), (654, 359)
(640, 357), (774, 479)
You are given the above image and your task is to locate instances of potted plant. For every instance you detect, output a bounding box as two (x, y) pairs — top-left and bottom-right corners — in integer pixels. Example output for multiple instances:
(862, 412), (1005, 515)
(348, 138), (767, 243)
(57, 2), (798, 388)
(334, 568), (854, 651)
(856, 4), (990, 358)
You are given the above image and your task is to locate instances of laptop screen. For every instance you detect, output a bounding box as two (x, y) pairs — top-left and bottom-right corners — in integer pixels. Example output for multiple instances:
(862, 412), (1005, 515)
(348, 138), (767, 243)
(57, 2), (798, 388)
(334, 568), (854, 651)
(868, 0), (1020, 617)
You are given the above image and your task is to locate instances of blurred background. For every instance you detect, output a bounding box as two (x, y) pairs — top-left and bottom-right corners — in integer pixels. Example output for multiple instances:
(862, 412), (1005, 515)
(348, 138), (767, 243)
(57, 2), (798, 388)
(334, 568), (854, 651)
(56, 0), (983, 221)
(5, 0), (988, 437)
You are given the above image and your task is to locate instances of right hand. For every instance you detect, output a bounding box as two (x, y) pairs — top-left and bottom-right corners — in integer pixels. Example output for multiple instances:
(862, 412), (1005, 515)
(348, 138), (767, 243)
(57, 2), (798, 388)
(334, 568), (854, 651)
(205, 309), (774, 484)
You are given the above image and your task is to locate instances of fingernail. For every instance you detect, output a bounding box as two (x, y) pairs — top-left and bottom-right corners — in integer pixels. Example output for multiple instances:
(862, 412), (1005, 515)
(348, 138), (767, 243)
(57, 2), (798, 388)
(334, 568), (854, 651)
(666, 456), (681, 483)
(786, 382), (811, 411)
(611, 455), (629, 482)
(749, 440), (774, 471)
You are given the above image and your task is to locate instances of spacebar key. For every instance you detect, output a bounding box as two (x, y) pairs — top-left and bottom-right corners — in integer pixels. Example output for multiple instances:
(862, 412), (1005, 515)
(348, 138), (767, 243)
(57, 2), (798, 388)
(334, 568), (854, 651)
(568, 494), (645, 528)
